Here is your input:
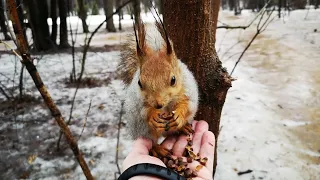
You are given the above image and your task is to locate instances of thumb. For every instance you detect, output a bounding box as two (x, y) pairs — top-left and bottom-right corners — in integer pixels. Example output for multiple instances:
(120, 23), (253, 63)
(131, 137), (153, 155)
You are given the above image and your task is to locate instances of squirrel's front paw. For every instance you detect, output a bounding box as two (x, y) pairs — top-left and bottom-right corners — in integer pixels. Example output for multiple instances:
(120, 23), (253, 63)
(165, 110), (187, 132)
(147, 110), (168, 137)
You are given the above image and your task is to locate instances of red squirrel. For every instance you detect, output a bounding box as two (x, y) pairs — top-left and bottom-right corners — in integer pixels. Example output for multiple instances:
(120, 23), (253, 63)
(118, 20), (199, 158)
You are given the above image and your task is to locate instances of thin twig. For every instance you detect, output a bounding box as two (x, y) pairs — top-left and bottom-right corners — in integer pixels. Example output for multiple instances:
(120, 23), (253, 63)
(217, 0), (271, 30)
(220, 41), (241, 60)
(114, 102), (124, 180)
(78, 99), (92, 141)
(304, 5), (311, 20)
(6, 0), (94, 179)
(230, 8), (275, 76)
(78, 0), (133, 82)
(57, 0), (133, 149)
(0, 83), (11, 100)
(0, 40), (22, 60)
(57, 85), (79, 149)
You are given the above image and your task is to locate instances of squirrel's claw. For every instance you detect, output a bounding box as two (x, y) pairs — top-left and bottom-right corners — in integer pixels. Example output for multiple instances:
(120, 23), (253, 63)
(150, 144), (173, 159)
(180, 123), (194, 135)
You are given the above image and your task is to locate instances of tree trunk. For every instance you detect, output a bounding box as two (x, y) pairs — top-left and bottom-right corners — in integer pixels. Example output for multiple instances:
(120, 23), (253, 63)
(16, 0), (27, 41)
(26, 0), (53, 51)
(133, 0), (141, 23)
(116, 0), (122, 30)
(278, 0), (282, 18)
(162, 0), (232, 178)
(51, 0), (58, 45)
(58, 0), (70, 48)
(228, 0), (234, 10)
(0, 0), (11, 40)
(77, 0), (89, 33)
(103, 0), (116, 32)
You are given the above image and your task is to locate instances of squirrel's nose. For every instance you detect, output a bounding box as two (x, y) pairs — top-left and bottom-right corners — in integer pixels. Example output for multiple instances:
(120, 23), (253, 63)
(155, 104), (163, 109)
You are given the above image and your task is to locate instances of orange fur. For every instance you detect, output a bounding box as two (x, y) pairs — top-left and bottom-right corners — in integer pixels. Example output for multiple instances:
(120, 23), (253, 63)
(120, 21), (194, 140)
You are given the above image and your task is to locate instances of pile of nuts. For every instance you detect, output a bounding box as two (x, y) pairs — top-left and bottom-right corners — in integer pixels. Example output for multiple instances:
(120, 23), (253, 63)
(156, 113), (208, 179)
(161, 136), (208, 179)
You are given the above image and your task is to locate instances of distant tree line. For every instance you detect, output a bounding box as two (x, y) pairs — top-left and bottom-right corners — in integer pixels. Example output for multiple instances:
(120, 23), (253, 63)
(0, 0), (163, 51)
(221, 0), (319, 15)
(0, 0), (317, 51)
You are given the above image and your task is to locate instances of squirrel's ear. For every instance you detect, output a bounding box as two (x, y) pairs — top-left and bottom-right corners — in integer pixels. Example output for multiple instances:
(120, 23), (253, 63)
(155, 21), (172, 55)
(133, 20), (146, 58)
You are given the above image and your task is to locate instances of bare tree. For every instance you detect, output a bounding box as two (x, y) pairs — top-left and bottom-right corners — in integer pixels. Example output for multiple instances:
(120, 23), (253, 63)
(51, 0), (58, 45)
(58, 0), (70, 48)
(77, 0), (89, 33)
(133, 0), (141, 22)
(103, 0), (116, 32)
(6, 0), (94, 178)
(162, 0), (232, 177)
(116, 0), (123, 30)
(26, 0), (53, 51)
(0, 0), (11, 40)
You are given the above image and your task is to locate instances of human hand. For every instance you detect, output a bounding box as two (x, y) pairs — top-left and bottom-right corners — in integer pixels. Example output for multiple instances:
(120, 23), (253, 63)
(122, 120), (215, 180)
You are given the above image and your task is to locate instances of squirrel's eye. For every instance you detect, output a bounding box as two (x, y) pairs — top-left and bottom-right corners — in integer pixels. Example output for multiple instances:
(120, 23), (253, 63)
(138, 80), (142, 89)
(170, 76), (176, 86)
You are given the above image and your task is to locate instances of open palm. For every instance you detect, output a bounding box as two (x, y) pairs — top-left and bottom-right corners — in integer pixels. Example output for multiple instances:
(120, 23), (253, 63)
(122, 120), (215, 180)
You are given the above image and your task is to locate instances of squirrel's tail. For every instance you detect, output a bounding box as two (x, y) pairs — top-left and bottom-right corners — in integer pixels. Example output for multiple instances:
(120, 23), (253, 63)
(118, 20), (173, 86)
(118, 35), (139, 85)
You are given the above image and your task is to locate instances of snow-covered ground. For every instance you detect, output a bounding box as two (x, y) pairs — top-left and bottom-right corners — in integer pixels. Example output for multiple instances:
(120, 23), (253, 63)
(0, 9), (319, 180)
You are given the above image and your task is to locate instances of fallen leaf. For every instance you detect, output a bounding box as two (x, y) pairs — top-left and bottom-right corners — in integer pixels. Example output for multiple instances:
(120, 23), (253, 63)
(27, 155), (37, 164)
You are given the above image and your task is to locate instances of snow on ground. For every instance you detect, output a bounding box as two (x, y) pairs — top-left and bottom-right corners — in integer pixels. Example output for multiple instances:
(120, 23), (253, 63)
(0, 9), (319, 180)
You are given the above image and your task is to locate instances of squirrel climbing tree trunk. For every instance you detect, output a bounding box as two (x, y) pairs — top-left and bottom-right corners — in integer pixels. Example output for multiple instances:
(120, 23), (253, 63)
(162, 0), (232, 178)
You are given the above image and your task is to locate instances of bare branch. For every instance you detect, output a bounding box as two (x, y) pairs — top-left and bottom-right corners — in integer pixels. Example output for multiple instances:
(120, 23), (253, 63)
(57, 0), (133, 150)
(230, 7), (275, 76)
(6, 0), (94, 179)
(114, 102), (124, 179)
(78, 99), (92, 141)
(0, 81), (11, 100)
(0, 40), (22, 60)
(217, 0), (271, 30)
(78, 0), (133, 82)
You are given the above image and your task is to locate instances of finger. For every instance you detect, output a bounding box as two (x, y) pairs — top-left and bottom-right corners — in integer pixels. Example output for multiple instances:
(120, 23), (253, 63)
(187, 161), (214, 180)
(192, 120), (198, 130)
(199, 131), (215, 172)
(161, 136), (177, 150)
(131, 137), (153, 155)
(192, 120), (209, 154)
(172, 134), (190, 156)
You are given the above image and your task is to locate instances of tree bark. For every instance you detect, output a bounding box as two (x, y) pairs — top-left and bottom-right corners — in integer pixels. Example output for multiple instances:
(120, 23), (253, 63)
(116, 0), (122, 30)
(0, 0), (11, 40)
(51, 0), (58, 45)
(103, 0), (116, 32)
(16, 0), (27, 41)
(162, 0), (232, 178)
(58, 0), (70, 48)
(77, 0), (89, 33)
(133, 0), (141, 23)
(26, 0), (53, 51)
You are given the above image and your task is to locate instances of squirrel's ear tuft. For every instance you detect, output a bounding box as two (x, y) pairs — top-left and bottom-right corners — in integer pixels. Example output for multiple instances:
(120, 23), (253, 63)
(155, 21), (172, 55)
(133, 19), (146, 61)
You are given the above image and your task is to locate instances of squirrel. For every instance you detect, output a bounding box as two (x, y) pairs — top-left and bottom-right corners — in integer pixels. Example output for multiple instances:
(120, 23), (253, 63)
(118, 20), (199, 158)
